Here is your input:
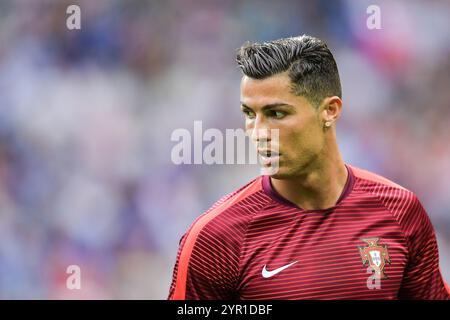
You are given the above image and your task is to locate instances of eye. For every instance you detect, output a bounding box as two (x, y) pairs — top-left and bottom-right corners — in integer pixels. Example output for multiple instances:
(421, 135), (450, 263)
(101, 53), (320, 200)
(267, 110), (286, 119)
(242, 109), (256, 119)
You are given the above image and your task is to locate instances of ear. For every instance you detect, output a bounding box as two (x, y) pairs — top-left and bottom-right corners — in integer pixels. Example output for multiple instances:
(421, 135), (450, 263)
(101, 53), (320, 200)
(320, 96), (342, 126)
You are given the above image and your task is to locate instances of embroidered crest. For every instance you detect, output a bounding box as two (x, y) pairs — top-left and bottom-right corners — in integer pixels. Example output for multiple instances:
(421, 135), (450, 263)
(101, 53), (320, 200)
(358, 238), (391, 279)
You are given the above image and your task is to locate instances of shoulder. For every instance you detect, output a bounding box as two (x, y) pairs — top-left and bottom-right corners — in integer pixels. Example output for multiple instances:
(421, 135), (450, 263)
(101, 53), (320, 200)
(202, 176), (268, 221)
(349, 164), (416, 205)
(181, 176), (271, 251)
(348, 164), (430, 236)
(350, 164), (409, 192)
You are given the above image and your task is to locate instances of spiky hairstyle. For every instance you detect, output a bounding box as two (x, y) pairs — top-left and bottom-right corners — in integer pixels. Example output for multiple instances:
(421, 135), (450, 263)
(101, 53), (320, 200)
(236, 35), (342, 107)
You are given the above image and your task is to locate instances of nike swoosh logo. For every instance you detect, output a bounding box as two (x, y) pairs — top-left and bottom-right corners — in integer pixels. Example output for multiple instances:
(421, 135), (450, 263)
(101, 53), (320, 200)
(262, 261), (298, 278)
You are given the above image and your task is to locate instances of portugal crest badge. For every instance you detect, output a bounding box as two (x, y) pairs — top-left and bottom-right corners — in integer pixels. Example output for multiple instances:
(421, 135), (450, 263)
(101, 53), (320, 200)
(358, 238), (391, 279)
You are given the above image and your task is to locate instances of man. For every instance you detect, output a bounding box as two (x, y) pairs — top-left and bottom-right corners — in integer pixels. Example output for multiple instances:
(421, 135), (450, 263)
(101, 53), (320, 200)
(168, 35), (450, 299)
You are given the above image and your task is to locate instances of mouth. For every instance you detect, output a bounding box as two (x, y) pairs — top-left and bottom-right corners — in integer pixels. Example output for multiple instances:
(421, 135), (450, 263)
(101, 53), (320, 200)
(257, 149), (281, 165)
(257, 149), (280, 157)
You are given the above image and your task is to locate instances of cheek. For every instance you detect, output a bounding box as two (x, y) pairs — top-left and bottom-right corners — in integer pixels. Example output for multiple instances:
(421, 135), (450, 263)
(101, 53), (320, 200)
(282, 122), (322, 154)
(279, 129), (303, 154)
(244, 119), (254, 138)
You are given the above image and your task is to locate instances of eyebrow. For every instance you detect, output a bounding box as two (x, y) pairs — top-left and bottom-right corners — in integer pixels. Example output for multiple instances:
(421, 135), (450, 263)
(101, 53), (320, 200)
(240, 102), (294, 111)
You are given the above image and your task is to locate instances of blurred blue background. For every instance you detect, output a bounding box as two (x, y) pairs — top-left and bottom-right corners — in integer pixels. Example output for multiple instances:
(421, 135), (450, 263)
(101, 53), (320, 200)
(0, 0), (449, 299)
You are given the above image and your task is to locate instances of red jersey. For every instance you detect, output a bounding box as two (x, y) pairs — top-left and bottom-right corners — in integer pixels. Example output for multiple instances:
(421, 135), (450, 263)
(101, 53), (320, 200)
(168, 164), (450, 300)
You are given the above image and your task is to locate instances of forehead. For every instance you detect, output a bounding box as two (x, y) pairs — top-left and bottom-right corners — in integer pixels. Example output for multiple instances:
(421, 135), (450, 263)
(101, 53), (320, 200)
(240, 72), (298, 107)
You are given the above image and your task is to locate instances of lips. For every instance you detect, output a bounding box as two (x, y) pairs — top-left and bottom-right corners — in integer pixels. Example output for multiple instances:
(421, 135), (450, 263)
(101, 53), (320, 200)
(257, 150), (281, 166)
(257, 149), (280, 157)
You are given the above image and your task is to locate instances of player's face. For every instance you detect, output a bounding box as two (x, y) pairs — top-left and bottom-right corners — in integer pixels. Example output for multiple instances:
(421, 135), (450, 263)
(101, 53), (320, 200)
(240, 73), (326, 178)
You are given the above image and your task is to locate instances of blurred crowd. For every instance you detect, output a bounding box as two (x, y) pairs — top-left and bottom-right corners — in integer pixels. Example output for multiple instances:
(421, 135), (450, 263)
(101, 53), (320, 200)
(0, 0), (449, 298)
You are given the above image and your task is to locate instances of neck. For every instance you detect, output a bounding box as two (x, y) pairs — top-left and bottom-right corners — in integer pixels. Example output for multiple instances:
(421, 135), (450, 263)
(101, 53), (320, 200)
(270, 143), (348, 210)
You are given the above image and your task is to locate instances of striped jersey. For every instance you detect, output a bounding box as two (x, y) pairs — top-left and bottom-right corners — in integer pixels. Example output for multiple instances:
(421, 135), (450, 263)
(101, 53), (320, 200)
(168, 164), (450, 300)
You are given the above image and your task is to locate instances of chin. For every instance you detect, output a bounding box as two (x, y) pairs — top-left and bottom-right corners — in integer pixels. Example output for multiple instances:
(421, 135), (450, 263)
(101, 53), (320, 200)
(260, 165), (291, 179)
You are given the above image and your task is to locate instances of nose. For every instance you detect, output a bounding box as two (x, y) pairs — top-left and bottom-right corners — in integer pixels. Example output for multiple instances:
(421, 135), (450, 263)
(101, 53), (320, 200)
(248, 115), (271, 144)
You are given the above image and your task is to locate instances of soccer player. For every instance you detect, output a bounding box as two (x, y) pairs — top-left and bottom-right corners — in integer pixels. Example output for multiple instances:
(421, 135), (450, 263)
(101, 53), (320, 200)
(168, 35), (450, 299)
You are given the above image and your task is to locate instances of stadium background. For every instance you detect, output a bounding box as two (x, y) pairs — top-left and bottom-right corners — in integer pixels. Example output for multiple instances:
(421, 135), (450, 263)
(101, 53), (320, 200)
(0, 0), (449, 298)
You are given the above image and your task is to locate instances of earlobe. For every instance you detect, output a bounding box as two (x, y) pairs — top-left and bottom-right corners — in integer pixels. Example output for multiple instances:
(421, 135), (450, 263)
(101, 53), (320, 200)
(321, 109), (332, 129)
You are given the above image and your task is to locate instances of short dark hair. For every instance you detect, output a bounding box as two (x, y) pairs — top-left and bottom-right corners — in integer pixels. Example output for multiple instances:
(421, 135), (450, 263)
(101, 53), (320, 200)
(236, 35), (342, 107)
